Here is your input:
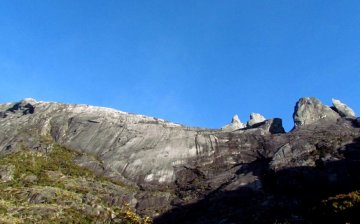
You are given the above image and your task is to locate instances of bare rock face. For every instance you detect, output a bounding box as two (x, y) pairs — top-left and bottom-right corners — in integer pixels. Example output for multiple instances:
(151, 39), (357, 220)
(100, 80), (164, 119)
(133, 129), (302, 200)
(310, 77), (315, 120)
(222, 114), (283, 134)
(270, 141), (317, 171)
(293, 97), (340, 127)
(261, 118), (285, 134)
(247, 113), (266, 127)
(222, 114), (246, 131)
(156, 117), (360, 224)
(1, 97), (360, 223)
(332, 98), (356, 117)
(0, 99), (192, 185)
(238, 118), (285, 135)
(0, 99), (285, 188)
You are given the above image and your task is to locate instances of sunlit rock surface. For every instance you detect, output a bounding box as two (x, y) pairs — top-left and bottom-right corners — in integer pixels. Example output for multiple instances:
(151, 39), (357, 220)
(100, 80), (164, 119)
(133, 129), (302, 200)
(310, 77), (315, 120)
(332, 98), (356, 117)
(1, 97), (359, 223)
(222, 114), (246, 131)
(247, 113), (266, 127)
(293, 97), (340, 127)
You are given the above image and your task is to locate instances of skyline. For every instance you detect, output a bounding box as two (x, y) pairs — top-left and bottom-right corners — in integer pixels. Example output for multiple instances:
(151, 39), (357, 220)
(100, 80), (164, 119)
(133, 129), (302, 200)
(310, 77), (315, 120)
(1, 1), (359, 131)
(0, 96), (357, 131)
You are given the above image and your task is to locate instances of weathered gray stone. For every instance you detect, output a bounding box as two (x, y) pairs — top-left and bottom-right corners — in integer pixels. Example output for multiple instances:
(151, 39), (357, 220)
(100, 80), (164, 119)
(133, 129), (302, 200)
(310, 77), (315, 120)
(331, 98), (356, 117)
(74, 154), (105, 176)
(22, 174), (38, 184)
(247, 113), (266, 127)
(238, 118), (285, 135)
(0, 111), (7, 118)
(293, 97), (340, 127)
(270, 142), (316, 171)
(0, 164), (15, 182)
(1, 98), (360, 223)
(265, 118), (286, 134)
(222, 114), (246, 131)
(0, 99), (212, 186)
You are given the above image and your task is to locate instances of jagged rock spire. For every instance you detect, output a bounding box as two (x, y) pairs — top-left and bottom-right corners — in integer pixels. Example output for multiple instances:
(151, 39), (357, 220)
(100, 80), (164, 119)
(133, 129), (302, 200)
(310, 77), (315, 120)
(222, 114), (246, 131)
(231, 114), (241, 123)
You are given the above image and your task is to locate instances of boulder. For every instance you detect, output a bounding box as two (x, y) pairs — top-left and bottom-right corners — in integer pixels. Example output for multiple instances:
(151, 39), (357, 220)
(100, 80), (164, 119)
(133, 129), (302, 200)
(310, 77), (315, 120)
(242, 118), (285, 134)
(222, 114), (246, 131)
(331, 98), (356, 117)
(0, 164), (15, 182)
(247, 113), (266, 127)
(293, 97), (340, 127)
(22, 174), (38, 184)
(266, 118), (286, 134)
(0, 111), (7, 118)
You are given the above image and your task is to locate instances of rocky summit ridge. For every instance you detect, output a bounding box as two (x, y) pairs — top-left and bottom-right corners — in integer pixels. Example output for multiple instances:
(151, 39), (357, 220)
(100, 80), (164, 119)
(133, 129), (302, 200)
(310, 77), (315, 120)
(0, 97), (359, 223)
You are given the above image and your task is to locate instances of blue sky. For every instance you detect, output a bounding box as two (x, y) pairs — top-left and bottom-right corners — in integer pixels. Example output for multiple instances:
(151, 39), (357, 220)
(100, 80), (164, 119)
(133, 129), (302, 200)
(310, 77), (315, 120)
(1, 0), (359, 131)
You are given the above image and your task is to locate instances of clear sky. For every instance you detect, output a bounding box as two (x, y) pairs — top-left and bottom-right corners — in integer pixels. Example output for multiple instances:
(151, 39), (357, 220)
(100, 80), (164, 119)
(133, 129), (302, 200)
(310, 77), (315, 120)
(1, 1), (359, 131)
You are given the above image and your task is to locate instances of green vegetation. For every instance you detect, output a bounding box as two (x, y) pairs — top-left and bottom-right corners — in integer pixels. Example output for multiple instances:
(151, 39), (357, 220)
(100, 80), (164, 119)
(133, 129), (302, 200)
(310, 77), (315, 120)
(310, 190), (360, 223)
(321, 190), (360, 213)
(0, 140), (151, 224)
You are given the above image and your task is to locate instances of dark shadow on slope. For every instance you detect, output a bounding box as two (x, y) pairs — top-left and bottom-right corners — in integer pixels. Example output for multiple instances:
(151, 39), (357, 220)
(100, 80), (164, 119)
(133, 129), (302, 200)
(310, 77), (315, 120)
(154, 138), (360, 224)
(155, 158), (271, 224)
(6, 102), (35, 115)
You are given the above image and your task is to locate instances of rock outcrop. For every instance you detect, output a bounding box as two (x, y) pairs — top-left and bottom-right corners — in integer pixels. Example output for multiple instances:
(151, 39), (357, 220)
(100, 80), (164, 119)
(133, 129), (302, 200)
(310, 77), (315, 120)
(222, 114), (246, 131)
(247, 113), (266, 127)
(293, 97), (340, 127)
(237, 118), (285, 135)
(0, 97), (359, 223)
(0, 164), (14, 182)
(222, 113), (284, 135)
(332, 98), (356, 117)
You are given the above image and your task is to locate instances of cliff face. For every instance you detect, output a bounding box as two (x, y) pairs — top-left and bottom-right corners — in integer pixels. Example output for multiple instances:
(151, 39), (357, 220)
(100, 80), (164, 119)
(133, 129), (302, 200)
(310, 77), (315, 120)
(0, 97), (359, 223)
(0, 98), (284, 187)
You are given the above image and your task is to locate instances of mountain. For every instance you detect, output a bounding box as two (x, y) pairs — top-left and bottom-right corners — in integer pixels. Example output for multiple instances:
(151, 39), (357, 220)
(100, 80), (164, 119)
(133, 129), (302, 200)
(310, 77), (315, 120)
(0, 97), (359, 223)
